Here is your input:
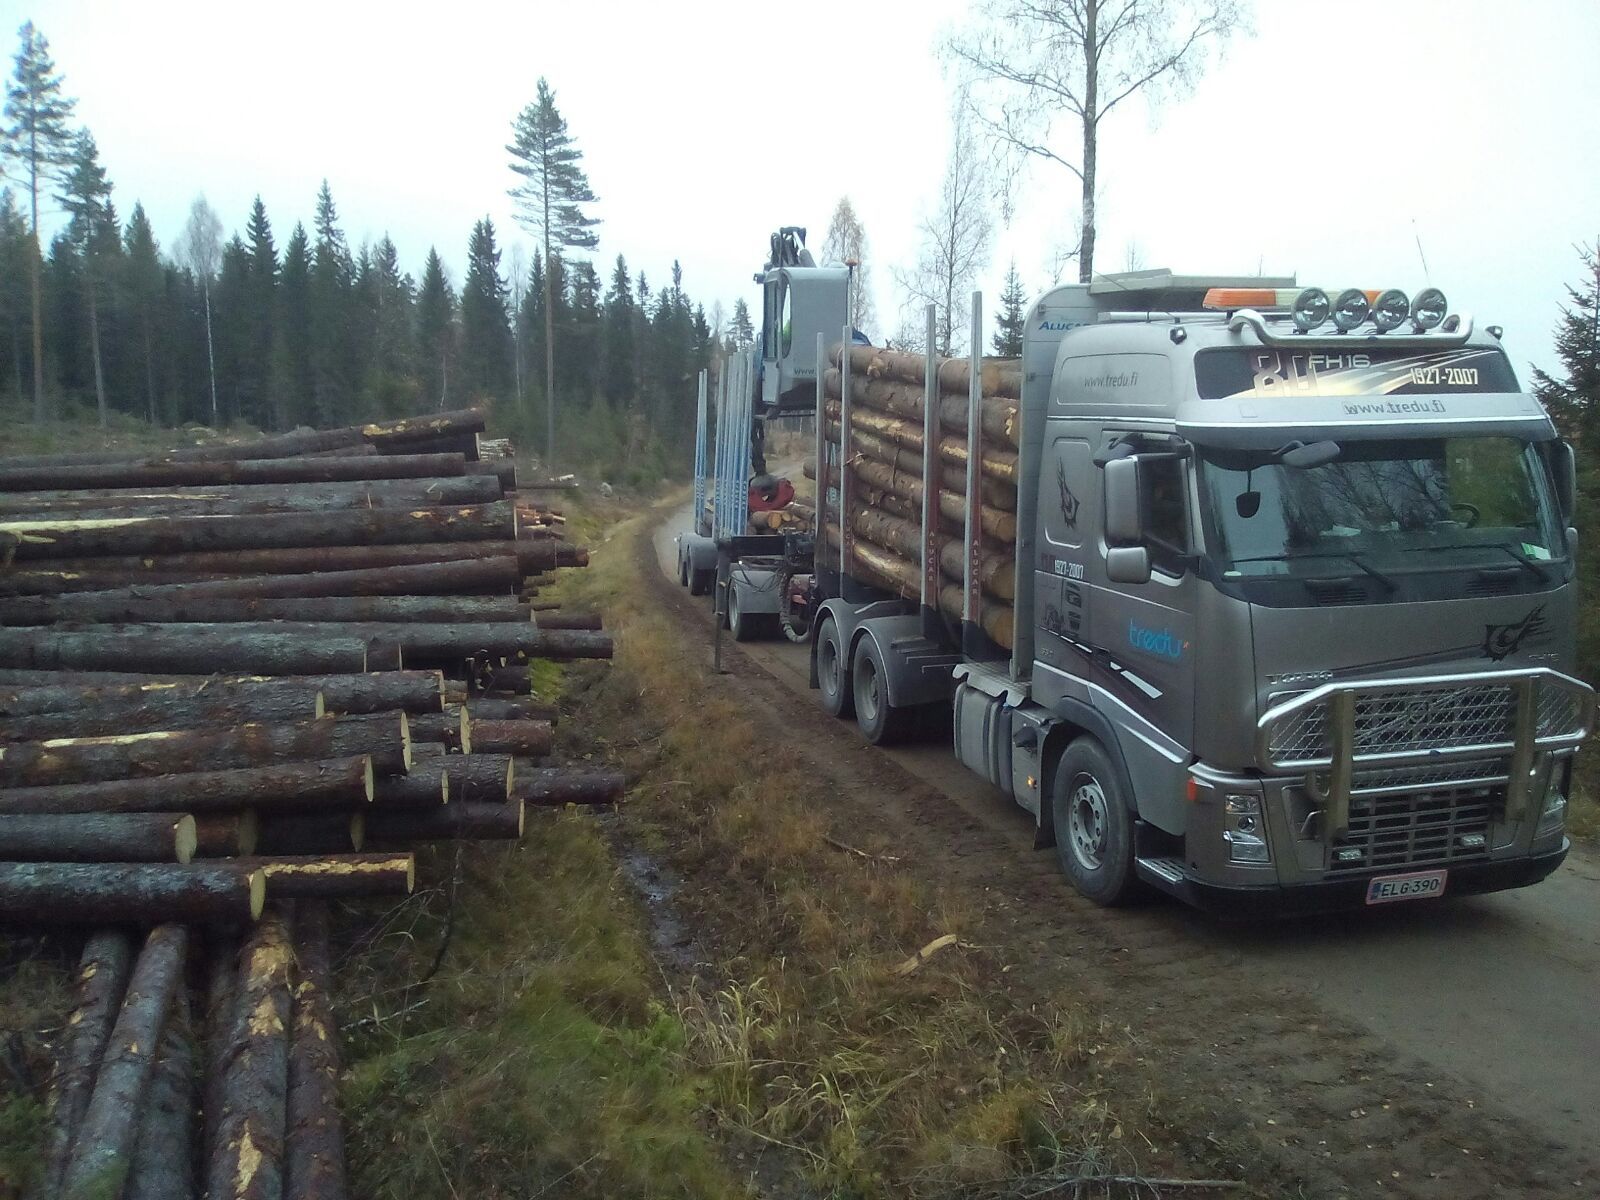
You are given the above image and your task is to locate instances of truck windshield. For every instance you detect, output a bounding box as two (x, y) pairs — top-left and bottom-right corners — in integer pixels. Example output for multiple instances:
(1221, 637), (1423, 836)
(1199, 437), (1562, 577)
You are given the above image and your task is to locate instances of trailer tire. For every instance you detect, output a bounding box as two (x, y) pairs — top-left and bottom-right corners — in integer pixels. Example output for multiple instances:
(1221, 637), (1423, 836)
(679, 555), (690, 587)
(689, 566), (713, 596)
(816, 617), (853, 719)
(851, 637), (912, 745)
(1051, 737), (1139, 906)
(729, 585), (762, 642)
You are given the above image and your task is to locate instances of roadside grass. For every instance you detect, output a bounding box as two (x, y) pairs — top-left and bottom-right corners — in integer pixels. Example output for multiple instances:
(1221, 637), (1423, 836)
(0, 942), (70, 1197)
(1568, 752), (1600, 842)
(552, 495), (1157, 1197)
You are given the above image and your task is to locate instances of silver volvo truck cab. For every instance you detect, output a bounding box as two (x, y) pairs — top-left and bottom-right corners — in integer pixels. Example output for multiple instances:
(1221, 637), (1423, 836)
(956, 277), (1593, 913)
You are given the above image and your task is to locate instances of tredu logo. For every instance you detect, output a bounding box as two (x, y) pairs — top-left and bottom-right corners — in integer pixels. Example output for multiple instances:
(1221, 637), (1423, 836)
(1127, 619), (1185, 660)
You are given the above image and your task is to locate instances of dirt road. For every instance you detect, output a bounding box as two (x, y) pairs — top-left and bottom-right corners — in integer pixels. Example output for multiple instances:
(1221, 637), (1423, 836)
(653, 502), (1599, 1196)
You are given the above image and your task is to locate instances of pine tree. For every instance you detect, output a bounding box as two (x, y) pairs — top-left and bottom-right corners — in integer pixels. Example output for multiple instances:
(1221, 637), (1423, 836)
(507, 77), (601, 465)
(3, 21), (77, 420)
(1532, 242), (1600, 444)
(729, 298), (754, 350)
(122, 203), (163, 421)
(416, 248), (455, 411)
(993, 260), (1026, 357)
(460, 217), (512, 401)
(57, 129), (117, 425)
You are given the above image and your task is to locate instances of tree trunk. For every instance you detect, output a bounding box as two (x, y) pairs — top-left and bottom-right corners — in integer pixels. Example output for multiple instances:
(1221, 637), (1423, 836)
(823, 365), (1020, 448)
(372, 764), (450, 808)
(256, 814), (364, 856)
(203, 935), (238, 1184)
(0, 864), (262, 923)
(61, 924), (189, 1200)
(366, 800), (524, 844)
(0, 474), (503, 519)
(0, 812), (197, 862)
(0, 714), (408, 788)
(532, 610), (602, 631)
(824, 402), (1019, 484)
(821, 423), (1017, 510)
(141, 313), (157, 425)
(407, 706), (472, 753)
(192, 811), (259, 857)
(466, 719), (553, 758)
(363, 407), (486, 445)
(824, 523), (1013, 647)
(545, 239), (556, 464)
(843, 503), (1015, 600)
(87, 280), (108, 430)
(809, 457), (1018, 542)
(37, 930), (135, 1199)
(0, 686), (325, 740)
(513, 768), (625, 807)
(125, 990), (196, 1200)
(229, 853), (414, 900)
(827, 343), (1022, 399)
(1, 592), (530, 629)
(0, 756), (375, 816)
(432, 754), (513, 803)
(474, 665), (532, 694)
(0, 626), (368, 674)
(286, 903), (347, 1200)
(1079, 1), (1098, 283)
(30, 218), (44, 423)
(81, 621), (612, 665)
(206, 910), (291, 1200)
(0, 451), (469, 492)
(457, 697), (557, 723)
(1, 501), (516, 561)
(204, 282), (219, 423)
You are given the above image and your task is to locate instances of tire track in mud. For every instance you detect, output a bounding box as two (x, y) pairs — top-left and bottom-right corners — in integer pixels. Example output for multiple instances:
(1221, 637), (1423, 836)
(638, 513), (1598, 1199)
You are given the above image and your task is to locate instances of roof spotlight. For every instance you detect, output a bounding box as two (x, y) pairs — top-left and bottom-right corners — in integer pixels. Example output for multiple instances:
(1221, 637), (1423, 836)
(1291, 288), (1331, 333)
(1411, 287), (1448, 330)
(1372, 289), (1410, 332)
(1331, 288), (1370, 332)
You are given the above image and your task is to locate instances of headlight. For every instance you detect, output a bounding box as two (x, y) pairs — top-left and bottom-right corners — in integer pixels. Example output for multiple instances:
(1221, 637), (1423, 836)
(1224, 793), (1271, 864)
(1372, 289), (1410, 332)
(1536, 783), (1568, 839)
(1292, 288), (1331, 332)
(1410, 287), (1448, 330)
(1332, 288), (1370, 332)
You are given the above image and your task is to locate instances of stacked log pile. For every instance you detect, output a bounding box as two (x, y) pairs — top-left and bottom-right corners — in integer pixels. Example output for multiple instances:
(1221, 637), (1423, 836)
(0, 408), (628, 1198)
(808, 344), (1021, 647)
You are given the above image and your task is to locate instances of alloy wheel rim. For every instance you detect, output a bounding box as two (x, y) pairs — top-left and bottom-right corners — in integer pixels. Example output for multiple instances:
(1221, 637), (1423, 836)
(1069, 775), (1110, 871)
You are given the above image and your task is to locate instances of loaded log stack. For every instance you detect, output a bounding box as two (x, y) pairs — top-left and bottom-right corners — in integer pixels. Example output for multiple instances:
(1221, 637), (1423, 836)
(803, 343), (1021, 647)
(0, 408), (626, 1199)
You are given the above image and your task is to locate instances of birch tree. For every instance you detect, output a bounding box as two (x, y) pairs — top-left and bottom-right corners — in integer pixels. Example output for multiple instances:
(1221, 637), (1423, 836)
(177, 194), (223, 422)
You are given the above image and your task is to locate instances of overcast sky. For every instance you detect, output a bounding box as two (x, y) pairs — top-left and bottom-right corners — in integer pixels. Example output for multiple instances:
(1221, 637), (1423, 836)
(4, 0), (1596, 380)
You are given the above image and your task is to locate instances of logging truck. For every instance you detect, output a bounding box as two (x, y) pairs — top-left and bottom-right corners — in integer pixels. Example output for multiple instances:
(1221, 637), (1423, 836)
(682, 238), (1594, 913)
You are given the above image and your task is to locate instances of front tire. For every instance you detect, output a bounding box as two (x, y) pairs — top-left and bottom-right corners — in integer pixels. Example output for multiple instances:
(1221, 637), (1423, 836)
(851, 638), (912, 745)
(816, 617), (853, 718)
(1050, 737), (1139, 906)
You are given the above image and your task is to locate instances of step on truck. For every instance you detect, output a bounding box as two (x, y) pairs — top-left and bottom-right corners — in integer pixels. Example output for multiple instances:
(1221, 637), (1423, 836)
(816, 272), (1593, 913)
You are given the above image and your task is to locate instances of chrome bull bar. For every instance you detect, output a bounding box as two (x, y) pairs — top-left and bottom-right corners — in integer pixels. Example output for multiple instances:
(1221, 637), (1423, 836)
(1255, 668), (1595, 837)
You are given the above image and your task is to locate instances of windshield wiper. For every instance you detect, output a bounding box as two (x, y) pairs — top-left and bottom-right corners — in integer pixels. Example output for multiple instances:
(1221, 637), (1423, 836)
(1403, 541), (1550, 581)
(1229, 550), (1397, 590)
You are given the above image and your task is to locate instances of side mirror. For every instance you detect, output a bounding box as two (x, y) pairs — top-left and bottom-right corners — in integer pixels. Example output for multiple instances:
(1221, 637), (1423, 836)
(1104, 457), (1143, 545)
(1553, 440), (1577, 525)
(1106, 546), (1152, 584)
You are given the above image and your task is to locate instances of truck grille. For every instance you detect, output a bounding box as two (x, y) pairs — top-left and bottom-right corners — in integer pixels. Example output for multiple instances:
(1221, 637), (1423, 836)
(1328, 784), (1494, 875)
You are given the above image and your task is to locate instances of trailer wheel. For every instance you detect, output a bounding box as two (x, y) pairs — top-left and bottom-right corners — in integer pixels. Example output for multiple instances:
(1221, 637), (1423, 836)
(816, 617), (853, 718)
(678, 555), (690, 587)
(1051, 737), (1139, 906)
(688, 566), (713, 596)
(852, 638), (912, 745)
(729, 584), (763, 642)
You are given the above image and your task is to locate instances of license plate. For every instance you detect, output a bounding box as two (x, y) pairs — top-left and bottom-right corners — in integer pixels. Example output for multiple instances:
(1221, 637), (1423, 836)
(1365, 869), (1448, 905)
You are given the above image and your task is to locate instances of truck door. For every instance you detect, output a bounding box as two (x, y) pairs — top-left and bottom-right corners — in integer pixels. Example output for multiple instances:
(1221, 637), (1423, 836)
(1036, 433), (1093, 680)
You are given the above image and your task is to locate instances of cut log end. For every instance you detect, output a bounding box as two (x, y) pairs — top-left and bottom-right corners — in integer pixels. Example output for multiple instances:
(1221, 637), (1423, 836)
(175, 815), (196, 864)
(349, 812), (365, 852)
(399, 711), (413, 771)
(313, 691), (326, 719)
(362, 756), (375, 803)
(246, 870), (265, 920)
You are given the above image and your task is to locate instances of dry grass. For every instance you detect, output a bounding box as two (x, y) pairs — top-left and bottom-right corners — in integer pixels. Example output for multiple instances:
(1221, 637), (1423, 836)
(552, 495), (1152, 1197)
(0, 939), (73, 1196)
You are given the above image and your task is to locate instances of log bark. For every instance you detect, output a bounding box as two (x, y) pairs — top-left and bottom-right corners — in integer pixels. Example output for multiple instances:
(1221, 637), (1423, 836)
(0, 540), (530, 594)
(206, 910), (291, 1200)
(366, 801), (524, 844)
(809, 456), (1018, 542)
(1, 591), (530, 628)
(202, 934), (237, 1185)
(824, 401), (1019, 485)
(193, 811), (259, 857)
(371, 764), (450, 808)
(844, 503), (1016, 600)
(230, 854), (415, 900)
(125, 990), (196, 1200)
(821, 424), (1018, 511)
(286, 903), (347, 1200)
(466, 719), (553, 758)
(407, 706), (472, 753)
(823, 365), (1020, 448)
(432, 755), (513, 803)
(0, 812), (197, 862)
(362, 406), (485, 445)
(137, 621), (614, 664)
(457, 697), (557, 723)
(0, 715), (408, 788)
(36, 930), (134, 1199)
(0, 473), (502, 520)
(0, 426), (363, 468)
(532, 610), (602, 631)
(0, 864), (264, 923)
(830, 342), (1022, 398)
(0, 626), (368, 674)
(0, 451), (469, 493)
(0, 686), (324, 740)
(515, 540), (588, 572)
(1, 501), (515, 561)
(60, 924), (189, 1200)
(0, 756), (374, 816)
(512, 768), (626, 807)
(466, 458), (518, 490)
(256, 814), (364, 856)
(475, 665), (531, 694)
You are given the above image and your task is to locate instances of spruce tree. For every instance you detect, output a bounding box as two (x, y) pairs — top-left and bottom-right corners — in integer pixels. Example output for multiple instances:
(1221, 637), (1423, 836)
(3, 21), (76, 420)
(507, 78), (601, 464)
(57, 129), (117, 425)
(276, 223), (313, 426)
(729, 298), (754, 350)
(122, 203), (163, 421)
(601, 253), (634, 406)
(0, 188), (31, 399)
(308, 181), (354, 424)
(241, 196), (278, 426)
(992, 260), (1026, 357)
(369, 235), (415, 414)
(460, 217), (512, 401)
(416, 248), (455, 411)
(1532, 242), (1600, 444)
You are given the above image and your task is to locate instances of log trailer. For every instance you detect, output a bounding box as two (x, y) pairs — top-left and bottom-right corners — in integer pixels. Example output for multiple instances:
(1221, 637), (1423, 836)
(683, 239), (1595, 913)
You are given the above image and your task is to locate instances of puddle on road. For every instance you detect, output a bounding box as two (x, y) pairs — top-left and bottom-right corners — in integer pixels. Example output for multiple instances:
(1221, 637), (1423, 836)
(593, 811), (703, 976)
